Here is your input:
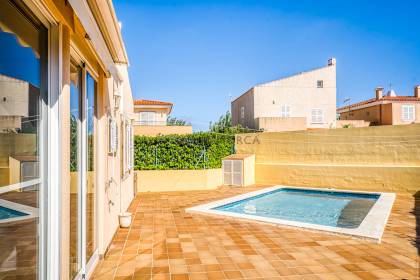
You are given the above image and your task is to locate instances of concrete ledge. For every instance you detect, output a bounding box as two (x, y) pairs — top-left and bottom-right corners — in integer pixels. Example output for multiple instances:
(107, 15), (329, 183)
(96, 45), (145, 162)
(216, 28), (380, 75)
(134, 125), (193, 136)
(136, 169), (222, 192)
(255, 163), (420, 194)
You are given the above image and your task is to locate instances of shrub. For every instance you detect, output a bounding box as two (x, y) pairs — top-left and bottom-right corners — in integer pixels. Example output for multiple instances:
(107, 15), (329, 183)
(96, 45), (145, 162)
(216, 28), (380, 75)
(342, 124), (354, 128)
(134, 132), (235, 170)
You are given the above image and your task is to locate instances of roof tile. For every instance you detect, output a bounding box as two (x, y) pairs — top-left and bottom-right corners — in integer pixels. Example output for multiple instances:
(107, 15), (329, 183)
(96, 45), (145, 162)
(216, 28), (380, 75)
(337, 96), (420, 111)
(134, 99), (173, 106)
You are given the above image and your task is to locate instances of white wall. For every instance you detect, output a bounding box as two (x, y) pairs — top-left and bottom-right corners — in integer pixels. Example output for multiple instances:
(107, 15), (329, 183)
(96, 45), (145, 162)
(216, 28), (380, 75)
(253, 64), (336, 129)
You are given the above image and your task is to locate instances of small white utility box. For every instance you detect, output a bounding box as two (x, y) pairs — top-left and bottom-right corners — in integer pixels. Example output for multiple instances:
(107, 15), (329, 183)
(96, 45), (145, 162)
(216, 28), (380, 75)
(222, 154), (255, 187)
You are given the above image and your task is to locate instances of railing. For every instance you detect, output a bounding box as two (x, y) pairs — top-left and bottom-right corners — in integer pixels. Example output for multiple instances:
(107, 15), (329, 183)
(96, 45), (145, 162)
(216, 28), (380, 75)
(133, 120), (167, 126)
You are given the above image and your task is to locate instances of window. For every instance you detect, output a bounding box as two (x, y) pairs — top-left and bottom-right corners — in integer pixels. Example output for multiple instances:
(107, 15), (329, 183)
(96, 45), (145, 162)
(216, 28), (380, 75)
(281, 105), (290, 118)
(108, 117), (118, 153)
(401, 104), (415, 122)
(311, 109), (324, 123)
(240, 106), (245, 119)
(139, 111), (156, 125)
(317, 80), (324, 88)
(123, 118), (134, 174)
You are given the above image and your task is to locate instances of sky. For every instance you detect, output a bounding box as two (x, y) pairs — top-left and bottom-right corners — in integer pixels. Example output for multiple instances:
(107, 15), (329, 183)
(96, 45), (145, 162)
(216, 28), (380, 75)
(113, 0), (420, 131)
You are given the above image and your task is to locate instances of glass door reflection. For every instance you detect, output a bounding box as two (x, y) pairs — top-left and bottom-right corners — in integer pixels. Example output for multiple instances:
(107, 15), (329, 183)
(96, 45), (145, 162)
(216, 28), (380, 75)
(0, 1), (47, 279)
(85, 72), (97, 264)
(69, 63), (97, 279)
(69, 63), (82, 279)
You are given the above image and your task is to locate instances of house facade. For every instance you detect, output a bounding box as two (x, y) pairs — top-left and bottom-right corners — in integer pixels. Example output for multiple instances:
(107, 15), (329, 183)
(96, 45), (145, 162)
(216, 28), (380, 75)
(0, 1), (135, 279)
(231, 59), (337, 131)
(133, 99), (193, 136)
(337, 86), (420, 126)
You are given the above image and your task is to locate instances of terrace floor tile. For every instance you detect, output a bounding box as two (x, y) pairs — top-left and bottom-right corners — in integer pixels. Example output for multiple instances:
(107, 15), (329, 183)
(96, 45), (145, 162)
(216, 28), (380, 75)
(91, 186), (420, 280)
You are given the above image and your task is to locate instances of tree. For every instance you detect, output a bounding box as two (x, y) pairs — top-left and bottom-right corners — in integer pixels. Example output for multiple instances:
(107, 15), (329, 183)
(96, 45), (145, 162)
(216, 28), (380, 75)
(167, 116), (189, 126)
(209, 111), (258, 134)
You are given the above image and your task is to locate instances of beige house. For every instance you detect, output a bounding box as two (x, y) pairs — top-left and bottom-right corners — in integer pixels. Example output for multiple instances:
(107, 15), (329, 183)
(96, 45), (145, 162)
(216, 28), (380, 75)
(232, 58), (337, 131)
(133, 99), (192, 136)
(0, 74), (39, 131)
(337, 86), (420, 126)
(0, 0), (136, 279)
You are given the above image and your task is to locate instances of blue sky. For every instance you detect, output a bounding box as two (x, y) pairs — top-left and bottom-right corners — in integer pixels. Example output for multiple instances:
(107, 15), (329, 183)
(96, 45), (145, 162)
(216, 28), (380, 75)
(113, 0), (420, 131)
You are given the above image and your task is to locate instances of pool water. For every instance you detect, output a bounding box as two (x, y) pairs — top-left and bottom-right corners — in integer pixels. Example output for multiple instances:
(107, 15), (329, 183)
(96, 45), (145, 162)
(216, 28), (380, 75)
(0, 206), (28, 220)
(213, 188), (379, 228)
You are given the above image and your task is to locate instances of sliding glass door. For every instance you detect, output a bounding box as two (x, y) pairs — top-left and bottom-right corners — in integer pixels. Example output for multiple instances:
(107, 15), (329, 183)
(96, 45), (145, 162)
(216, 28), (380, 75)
(70, 63), (82, 279)
(0, 1), (47, 279)
(85, 72), (97, 265)
(70, 61), (97, 279)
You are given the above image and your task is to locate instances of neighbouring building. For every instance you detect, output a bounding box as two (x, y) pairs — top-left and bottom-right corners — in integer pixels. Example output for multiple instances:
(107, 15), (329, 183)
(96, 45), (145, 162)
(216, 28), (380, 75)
(0, 74), (39, 132)
(133, 99), (193, 136)
(0, 1), (136, 279)
(231, 58), (337, 131)
(337, 86), (420, 126)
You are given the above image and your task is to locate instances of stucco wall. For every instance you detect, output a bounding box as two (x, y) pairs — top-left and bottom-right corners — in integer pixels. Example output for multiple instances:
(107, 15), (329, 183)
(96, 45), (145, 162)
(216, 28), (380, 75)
(232, 63), (336, 130)
(235, 124), (420, 194)
(7, 1), (138, 278)
(255, 117), (307, 132)
(134, 107), (168, 124)
(253, 64), (336, 129)
(134, 125), (193, 136)
(136, 169), (222, 192)
(231, 88), (255, 128)
(339, 102), (420, 126)
(391, 103), (420, 125)
(336, 120), (370, 128)
(0, 134), (36, 168)
(340, 105), (374, 123)
(99, 65), (135, 256)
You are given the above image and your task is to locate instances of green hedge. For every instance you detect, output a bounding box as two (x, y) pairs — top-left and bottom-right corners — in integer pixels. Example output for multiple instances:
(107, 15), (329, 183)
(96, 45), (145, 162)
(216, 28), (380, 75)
(134, 133), (234, 170)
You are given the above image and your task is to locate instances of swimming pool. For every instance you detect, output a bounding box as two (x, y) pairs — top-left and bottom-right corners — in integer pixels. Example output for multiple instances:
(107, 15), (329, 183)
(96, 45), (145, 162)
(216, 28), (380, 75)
(0, 206), (29, 220)
(0, 199), (38, 223)
(187, 186), (395, 242)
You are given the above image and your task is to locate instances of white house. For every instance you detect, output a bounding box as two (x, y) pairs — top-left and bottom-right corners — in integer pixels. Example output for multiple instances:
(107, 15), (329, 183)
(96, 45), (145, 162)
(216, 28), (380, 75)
(231, 58), (337, 131)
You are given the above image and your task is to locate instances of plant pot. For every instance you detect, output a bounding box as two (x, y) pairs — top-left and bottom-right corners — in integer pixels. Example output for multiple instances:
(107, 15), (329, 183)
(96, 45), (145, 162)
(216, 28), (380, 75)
(118, 212), (132, 228)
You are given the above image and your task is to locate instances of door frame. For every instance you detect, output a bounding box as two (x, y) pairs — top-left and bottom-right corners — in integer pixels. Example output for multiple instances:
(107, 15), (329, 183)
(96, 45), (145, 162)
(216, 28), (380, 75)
(70, 44), (99, 280)
(13, 0), (61, 279)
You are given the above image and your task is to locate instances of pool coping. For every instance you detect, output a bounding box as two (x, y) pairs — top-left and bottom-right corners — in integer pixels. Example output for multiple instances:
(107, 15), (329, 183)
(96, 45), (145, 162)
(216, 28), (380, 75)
(186, 185), (396, 243)
(0, 199), (38, 224)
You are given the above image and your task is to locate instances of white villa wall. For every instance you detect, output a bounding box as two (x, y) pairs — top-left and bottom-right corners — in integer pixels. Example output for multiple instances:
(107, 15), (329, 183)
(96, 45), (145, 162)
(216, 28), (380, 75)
(253, 63), (336, 129)
(231, 60), (337, 130)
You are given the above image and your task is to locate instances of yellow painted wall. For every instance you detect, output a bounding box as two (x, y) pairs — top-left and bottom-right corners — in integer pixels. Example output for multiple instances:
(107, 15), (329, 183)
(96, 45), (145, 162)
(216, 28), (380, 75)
(235, 124), (420, 194)
(70, 172), (95, 194)
(243, 155), (256, 186)
(255, 117), (307, 132)
(0, 134), (36, 166)
(336, 120), (370, 128)
(136, 169), (222, 192)
(256, 164), (419, 194)
(8, 157), (20, 185)
(0, 168), (9, 187)
(134, 125), (193, 136)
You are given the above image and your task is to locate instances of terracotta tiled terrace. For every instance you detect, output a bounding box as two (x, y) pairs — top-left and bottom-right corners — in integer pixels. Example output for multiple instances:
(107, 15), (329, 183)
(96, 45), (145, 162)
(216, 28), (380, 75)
(92, 186), (419, 280)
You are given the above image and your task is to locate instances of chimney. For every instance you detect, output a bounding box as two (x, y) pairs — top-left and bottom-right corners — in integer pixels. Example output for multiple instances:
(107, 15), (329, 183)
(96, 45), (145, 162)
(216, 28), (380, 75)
(328, 58), (336, 66)
(375, 87), (383, 100)
(415, 85), (420, 98)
